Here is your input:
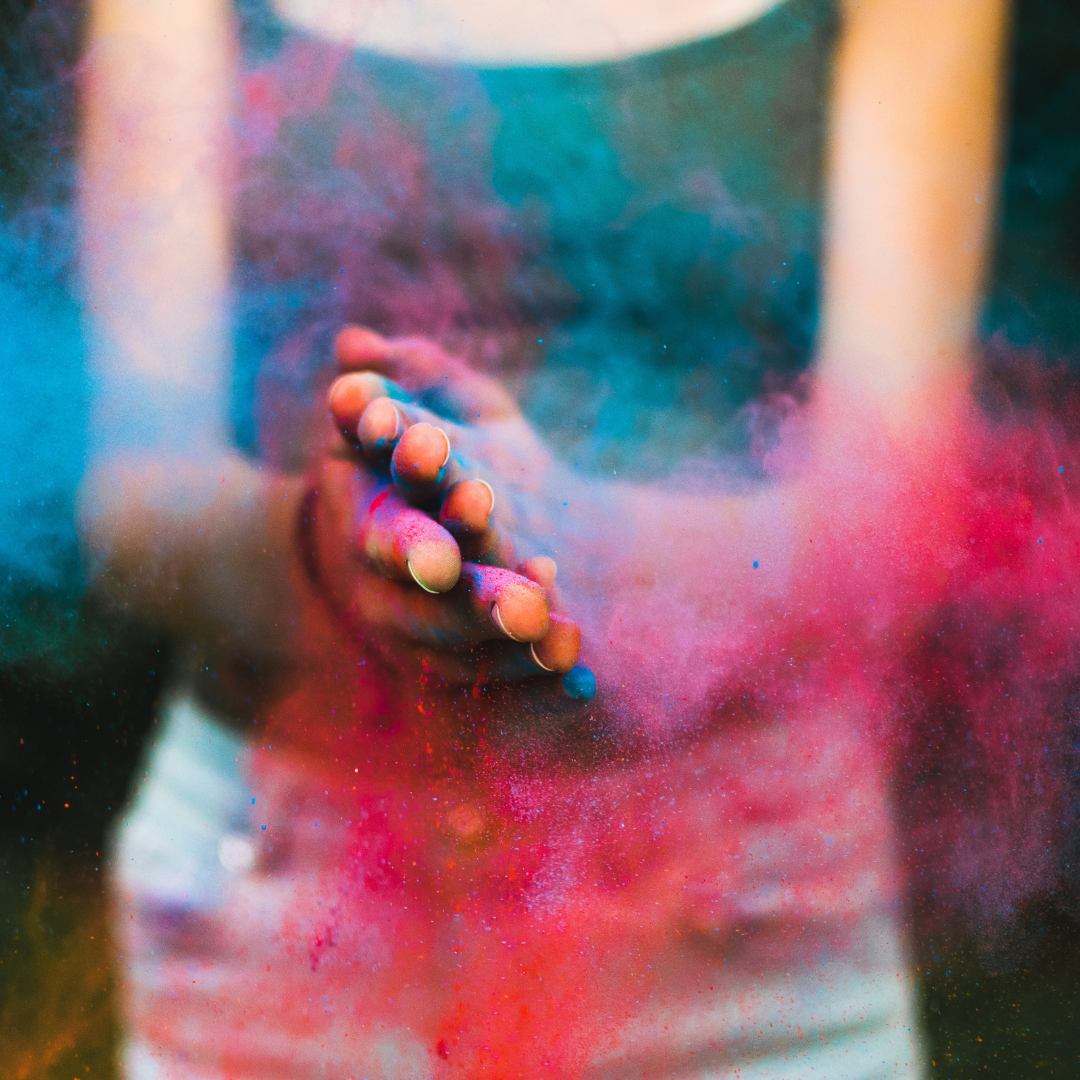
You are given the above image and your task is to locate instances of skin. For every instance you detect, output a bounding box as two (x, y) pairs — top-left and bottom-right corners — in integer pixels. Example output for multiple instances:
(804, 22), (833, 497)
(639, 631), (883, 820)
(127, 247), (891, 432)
(818, 0), (1010, 436)
(312, 330), (584, 679)
(78, 0), (578, 697)
(79, 327), (583, 702)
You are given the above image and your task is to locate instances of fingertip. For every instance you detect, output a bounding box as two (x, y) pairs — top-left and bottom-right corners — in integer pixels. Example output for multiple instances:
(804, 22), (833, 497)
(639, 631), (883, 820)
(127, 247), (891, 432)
(490, 578), (549, 643)
(363, 491), (463, 589)
(327, 372), (386, 439)
(391, 423), (451, 488)
(517, 555), (557, 592)
(529, 613), (581, 674)
(406, 538), (461, 594)
(358, 397), (405, 458)
(335, 326), (390, 370)
(440, 478), (494, 534)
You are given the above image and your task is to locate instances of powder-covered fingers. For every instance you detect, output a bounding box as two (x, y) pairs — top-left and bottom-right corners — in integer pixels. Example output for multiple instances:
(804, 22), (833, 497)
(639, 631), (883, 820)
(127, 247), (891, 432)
(439, 479), (512, 568)
(526, 612), (581, 674)
(350, 563), (551, 651)
(458, 564), (550, 643)
(512, 557), (579, 673)
(391, 422), (452, 494)
(334, 325), (392, 370)
(439, 478), (495, 535)
(339, 385), (516, 565)
(348, 390), (457, 491)
(356, 396), (408, 461)
(334, 325), (520, 422)
(359, 488), (461, 594)
(328, 371), (412, 446)
(312, 464), (556, 660)
(346, 391), (504, 534)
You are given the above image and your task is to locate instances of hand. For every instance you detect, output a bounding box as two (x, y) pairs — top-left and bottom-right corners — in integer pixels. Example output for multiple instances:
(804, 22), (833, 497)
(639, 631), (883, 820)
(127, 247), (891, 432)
(304, 327), (582, 684)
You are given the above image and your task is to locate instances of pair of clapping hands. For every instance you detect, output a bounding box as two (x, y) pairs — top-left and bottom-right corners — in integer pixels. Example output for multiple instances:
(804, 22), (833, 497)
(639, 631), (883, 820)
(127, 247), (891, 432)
(304, 326), (591, 694)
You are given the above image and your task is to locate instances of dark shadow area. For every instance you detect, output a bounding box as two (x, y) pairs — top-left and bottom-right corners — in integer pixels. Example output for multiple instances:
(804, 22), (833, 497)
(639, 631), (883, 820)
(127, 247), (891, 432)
(1, 612), (166, 1077)
(916, 905), (1080, 1078)
(985, 0), (1080, 364)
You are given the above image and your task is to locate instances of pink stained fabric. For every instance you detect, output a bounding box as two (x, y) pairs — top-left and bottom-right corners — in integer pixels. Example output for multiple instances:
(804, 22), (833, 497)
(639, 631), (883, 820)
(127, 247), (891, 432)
(113, 695), (923, 1078)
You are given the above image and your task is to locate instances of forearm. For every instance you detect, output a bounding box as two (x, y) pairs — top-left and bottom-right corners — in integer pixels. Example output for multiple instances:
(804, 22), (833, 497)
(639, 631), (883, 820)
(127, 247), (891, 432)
(78, 454), (305, 657)
(818, 0), (1010, 428)
(81, 0), (233, 454)
(80, 0), (276, 649)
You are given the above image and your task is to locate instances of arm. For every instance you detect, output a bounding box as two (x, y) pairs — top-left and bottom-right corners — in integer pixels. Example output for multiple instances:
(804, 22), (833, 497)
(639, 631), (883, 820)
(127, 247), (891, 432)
(573, 2), (1014, 713)
(81, 0), (233, 454)
(817, 0), (1010, 431)
(77, 1), (566, 673)
(78, 0), (295, 651)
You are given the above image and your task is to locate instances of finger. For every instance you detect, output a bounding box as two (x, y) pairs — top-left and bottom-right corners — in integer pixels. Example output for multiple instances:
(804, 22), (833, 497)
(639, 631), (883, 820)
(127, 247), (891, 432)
(350, 563), (548, 649)
(439, 478), (494, 536)
(350, 389), (516, 560)
(359, 487), (461, 593)
(458, 564), (549, 643)
(348, 380), (511, 472)
(526, 612), (581, 674)
(356, 397), (407, 462)
(360, 403), (474, 504)
(439, 478), (516, 568)
(328, 371), (413, 445)
(513, 557), (579, 672)
(335, 325), (520, 422)
(356, 396), (459, 462)
(517, 555), (557, 593)
(335, 325), (392, 370)
(390, 422), (451, 492)
(354, 402), (513, 564)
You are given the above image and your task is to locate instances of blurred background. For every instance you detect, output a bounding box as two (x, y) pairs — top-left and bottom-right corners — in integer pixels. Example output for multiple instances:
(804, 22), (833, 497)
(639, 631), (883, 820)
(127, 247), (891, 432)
(2, 0), (1080, 1075)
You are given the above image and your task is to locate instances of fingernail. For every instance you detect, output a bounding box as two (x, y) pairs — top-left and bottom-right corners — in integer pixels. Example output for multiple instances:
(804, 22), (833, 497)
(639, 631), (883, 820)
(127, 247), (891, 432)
(529, 643), (555, 672)
(376, 403), (405, 444)
(408, 559), (439, 594)
(491, 602), (523, 641)
(437, 427), (451, 468)
(474, 478), (495, 518)
(359, 399), (405, 454)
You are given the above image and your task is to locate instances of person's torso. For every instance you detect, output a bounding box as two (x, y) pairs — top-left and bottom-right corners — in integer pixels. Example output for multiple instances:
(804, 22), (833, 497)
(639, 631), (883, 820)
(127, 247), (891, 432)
(233, 0), (837, 474)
